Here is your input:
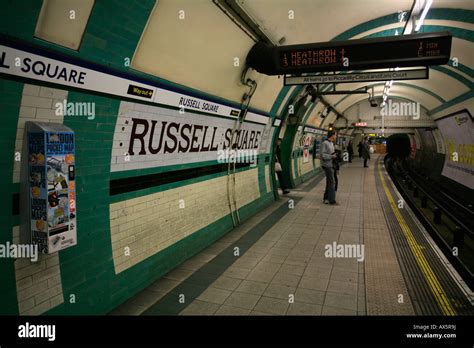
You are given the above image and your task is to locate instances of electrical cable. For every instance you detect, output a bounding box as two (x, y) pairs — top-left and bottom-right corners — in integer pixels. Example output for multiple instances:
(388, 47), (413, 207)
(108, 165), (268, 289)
(226, 69), (257, 227)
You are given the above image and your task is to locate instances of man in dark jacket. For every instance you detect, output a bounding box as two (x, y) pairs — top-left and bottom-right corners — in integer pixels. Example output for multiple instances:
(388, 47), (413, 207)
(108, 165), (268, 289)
(275, 138), (290, 194)
(362, 137), (371, 168)
(357, 141), (363, 158)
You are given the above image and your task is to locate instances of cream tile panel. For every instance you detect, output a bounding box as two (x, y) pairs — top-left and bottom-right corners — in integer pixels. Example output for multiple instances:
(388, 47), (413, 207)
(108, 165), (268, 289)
(265, 165), (271, 193)
(13, 226), (64, 315)
(110, 168), (260, 273)
(13, 84), (67, 183)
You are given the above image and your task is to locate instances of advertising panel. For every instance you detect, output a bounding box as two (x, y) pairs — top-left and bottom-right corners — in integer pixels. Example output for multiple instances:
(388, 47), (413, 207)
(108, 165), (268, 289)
(28, 132), (48, 253)
(435, 110), (473, 189)
(313, 136), (322, 160)
(432, 128), (446, 154)
(303, 134), (313, 163)
(26, 123), (77, 254)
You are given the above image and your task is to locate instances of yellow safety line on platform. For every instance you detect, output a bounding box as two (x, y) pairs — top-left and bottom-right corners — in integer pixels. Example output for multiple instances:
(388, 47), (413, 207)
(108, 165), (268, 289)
(377, 160), (456, 316)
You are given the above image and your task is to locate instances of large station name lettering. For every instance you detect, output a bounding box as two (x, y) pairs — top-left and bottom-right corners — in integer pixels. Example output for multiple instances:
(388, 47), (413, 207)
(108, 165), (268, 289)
(128, 118), (261, 156)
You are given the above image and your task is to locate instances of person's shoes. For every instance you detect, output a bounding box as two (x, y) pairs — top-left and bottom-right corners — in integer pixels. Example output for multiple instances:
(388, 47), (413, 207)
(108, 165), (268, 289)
(323, 200), (329, 204)
(329, 201), (340, 206)
(283, 190), (290, 194)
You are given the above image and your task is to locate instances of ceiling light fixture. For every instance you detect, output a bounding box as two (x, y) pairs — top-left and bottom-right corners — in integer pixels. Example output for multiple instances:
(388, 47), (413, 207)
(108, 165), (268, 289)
(415, 0), (433, 32)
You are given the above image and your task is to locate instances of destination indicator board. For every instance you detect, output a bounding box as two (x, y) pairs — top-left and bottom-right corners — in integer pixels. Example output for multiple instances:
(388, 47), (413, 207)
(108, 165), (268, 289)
(247, 31), (452, 75)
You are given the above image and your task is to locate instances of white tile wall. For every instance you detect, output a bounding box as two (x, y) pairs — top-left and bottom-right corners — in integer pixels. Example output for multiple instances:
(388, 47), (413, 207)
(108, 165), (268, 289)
(265, 165), (271, 193)
(13, 84), (67, 183)
(110, 168), (260, 274)
(300, 154), (314, 175)
(12, 84), (66, 315)
(13, 226), (64, 315)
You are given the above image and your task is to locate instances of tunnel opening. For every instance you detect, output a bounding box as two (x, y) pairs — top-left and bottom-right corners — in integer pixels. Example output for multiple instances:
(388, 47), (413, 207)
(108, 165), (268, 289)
(386, 133), (411, 161)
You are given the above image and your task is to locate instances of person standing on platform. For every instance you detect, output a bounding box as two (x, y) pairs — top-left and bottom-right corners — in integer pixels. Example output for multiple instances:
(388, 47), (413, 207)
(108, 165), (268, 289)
(275, 138), (290, 194)
(362, 137), (371, 168)
(357, 141), (363, 158)
(321, 130), (338, 205)
(347, 140), (354, 163)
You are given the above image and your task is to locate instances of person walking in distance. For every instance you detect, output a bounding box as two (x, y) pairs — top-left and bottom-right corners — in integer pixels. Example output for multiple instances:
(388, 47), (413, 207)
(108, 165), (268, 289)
(362, 137), (371, 168)
(347, 140), (354, 163)
(357, 141), (363, 158)
(321, 130), (338, 205)
(275, 138), (290, 194)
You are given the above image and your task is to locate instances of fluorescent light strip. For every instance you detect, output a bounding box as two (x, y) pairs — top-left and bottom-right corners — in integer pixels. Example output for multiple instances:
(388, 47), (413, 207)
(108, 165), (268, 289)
(415, 0), (433, 31)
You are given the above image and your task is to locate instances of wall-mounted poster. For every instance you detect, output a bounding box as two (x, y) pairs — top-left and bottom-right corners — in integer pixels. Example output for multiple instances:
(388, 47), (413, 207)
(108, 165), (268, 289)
(303, 134), (313, 163)
(435, 110), (473, 189)
(28, 132), (48, 253)
(432, 128), (446, 154)
(313, 136), (321, 159)
(25, 122), (77, 254)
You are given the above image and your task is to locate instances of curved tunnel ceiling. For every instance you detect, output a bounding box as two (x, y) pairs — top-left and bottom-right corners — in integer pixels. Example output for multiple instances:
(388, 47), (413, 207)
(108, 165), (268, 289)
(237, 0), (473, 128)
(32, 0), (471, 131)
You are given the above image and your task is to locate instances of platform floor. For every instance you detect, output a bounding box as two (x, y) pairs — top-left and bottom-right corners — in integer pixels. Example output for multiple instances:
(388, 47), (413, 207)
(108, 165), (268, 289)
(110, 155), (473, 316)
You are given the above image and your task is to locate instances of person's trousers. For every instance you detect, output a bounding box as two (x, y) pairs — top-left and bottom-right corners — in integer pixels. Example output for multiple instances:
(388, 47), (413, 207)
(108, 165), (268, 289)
(276, 171), (286, 191)
(334, 170), (338, 192)
(364, 158), (368, 167)
(322, 166), (336, 203)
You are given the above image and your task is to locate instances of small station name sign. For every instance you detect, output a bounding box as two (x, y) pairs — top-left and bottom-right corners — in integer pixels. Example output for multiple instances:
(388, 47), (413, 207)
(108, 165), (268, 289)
(303, 126), (325, 135)
(247, 31), (452, 75)
(284, 68), (428, 86)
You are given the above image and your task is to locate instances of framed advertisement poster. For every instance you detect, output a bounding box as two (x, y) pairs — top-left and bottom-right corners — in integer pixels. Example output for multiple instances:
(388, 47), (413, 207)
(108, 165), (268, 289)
(25, 122), (77, 254)
(435, 110), (473, 189)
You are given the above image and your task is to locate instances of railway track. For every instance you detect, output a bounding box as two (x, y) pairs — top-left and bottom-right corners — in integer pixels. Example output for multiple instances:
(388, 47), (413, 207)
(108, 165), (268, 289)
(386, 156), (474, 290)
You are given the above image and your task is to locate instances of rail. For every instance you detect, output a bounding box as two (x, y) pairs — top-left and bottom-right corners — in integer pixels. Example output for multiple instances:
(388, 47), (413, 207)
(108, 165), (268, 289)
(387, 158), (473, 240)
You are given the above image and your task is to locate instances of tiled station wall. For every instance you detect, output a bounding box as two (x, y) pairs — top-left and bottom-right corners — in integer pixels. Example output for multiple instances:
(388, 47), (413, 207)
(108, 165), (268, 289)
(10, 85), (67, 315)
(0, 0), (281, 315)
(110, 168), (261, 274)
(2, 81), (276, 316)
(9, 0), (466, 315)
